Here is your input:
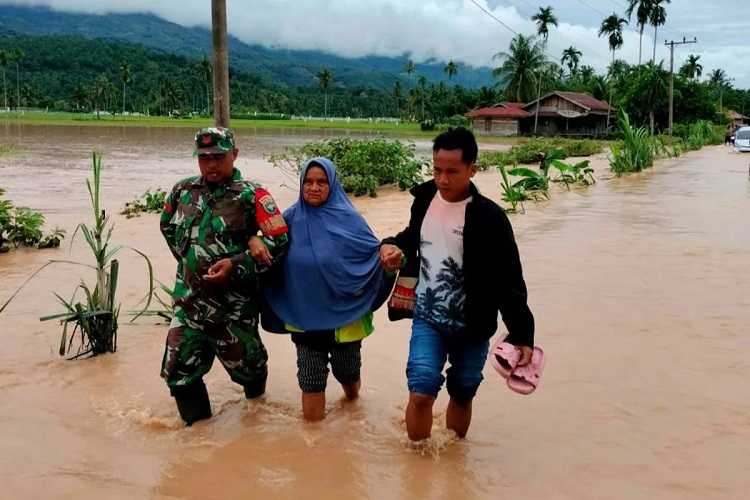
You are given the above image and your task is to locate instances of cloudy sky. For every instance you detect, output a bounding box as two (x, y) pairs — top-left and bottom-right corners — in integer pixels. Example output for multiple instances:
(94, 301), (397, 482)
(5, 0), (750, 87)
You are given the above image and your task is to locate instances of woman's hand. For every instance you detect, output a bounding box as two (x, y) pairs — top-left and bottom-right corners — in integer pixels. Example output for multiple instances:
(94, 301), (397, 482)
(249, 236), (273, 266)
(516, 346), (533, 367)
(379, 244), (403, 272)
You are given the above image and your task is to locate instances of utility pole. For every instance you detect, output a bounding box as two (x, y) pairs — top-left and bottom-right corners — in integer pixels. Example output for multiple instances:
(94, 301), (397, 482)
(211, 0), (230, 127)
(665, 37), (697, 136)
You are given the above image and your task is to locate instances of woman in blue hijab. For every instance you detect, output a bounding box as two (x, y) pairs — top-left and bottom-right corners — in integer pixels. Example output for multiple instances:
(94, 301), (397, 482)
(260, 157), (393, 421)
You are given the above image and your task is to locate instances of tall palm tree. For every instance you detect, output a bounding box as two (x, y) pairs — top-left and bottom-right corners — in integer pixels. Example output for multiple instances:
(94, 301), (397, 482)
(197, 56), (212, 115)
(404, 60), (417, 118)
(531, 6), (558, 45)
(531, 6), (557, 134)
(599, 13), (627, 127)
(404, 60), (416, 85)
(0, 50), (8, 111)
(599, 14), (627, 67)
(119, 62), (132, 115)
(417, 75), (428, 120)
(709, 68), (730, 113)
(444, 60), (458, 80)
(639, 62), (669, 133)
(316, 68), (333, 118)
(561, 46), (582, 77)
(493, 34), (547, 103)
(10, 49), (23, 110)
(90, 74), (110, 119)
(392, 80), (402, 116)
(679, 54), (703, 80)
(649, 0), (669, 63)
(627, 0), (653, 65)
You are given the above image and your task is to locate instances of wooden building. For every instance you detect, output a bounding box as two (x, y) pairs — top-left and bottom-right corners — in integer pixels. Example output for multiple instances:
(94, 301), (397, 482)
(521, 91), (612, 137)
(465, 102), (531, 136)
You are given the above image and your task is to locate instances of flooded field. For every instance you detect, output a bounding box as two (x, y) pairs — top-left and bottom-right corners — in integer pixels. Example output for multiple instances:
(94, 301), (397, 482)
(1, 123), (748, 499)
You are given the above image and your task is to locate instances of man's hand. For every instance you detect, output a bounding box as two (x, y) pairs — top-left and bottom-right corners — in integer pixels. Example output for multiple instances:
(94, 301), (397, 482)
(379, 244), (403, 272)
(516, 346), (533, 367)
(203, 258), (234, 284)
(249, 236), (272, 266)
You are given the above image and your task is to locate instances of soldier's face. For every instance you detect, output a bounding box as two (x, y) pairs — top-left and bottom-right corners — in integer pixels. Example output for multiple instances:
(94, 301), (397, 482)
(198, 149), (239, 183)
(302, 165), (330, 207)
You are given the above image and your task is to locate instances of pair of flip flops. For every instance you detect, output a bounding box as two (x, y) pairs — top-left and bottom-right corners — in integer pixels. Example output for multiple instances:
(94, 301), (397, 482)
(489, 339), (545, 395)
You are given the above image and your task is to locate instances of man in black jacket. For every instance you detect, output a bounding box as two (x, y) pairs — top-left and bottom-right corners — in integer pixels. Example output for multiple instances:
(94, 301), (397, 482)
(380, 127), (535, 441)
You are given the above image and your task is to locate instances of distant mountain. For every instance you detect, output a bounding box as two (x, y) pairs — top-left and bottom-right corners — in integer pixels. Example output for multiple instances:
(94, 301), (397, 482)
(0, 5), (495, 90)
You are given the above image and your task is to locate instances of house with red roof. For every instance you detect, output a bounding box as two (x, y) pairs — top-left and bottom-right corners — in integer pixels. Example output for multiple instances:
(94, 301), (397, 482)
(465, 102), (532, 136)
(521, 91), (612, 137)
(466, 91), (613, 137)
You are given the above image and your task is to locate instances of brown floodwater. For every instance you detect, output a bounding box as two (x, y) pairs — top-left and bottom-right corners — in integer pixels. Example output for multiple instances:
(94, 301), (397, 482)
(0, 124), (748, 500)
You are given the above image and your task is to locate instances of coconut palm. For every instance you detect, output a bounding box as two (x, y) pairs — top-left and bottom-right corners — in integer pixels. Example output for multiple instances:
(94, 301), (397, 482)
(197, 56), (212, 115)
(90, 74), (110, 119)
(649, 0), (669, 63)
(316, 68), (333, 118)
(404, 59), (416, 85)
(599, 13), (627, 127)
(10, 49), (23, 110)
(417, 75), (428, 120)
(531, 6), (558, 45)
(561, 46), (582, 77)
(709, 68), (731, 112)
(531, 6), (558, 134)
(392, 80), (402, 116)
(640, 62), (669, 133)
(679, 54), (703, 80)
(627, 0), (653, 65)
(493, 34), (548, 103)
(119, 62), (132, 115)
(444, 60), (458, 80)
(0, 50), (8, 110)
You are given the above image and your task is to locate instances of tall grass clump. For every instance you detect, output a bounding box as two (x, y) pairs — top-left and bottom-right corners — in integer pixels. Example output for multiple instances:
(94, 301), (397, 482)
(269, 138), (427, 197)
(609, 111), (658, 175)
(0, 153), (153, 359)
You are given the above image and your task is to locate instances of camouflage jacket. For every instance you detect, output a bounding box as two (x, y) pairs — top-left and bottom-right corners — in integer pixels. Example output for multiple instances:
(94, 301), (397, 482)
(160, 168), (289, 324)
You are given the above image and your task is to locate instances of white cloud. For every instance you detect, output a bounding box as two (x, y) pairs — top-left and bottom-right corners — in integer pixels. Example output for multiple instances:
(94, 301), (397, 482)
(2, 0), (749, 86)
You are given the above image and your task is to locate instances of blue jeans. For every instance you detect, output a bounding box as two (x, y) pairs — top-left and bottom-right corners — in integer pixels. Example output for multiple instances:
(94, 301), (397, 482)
(406, 318), (490, 401)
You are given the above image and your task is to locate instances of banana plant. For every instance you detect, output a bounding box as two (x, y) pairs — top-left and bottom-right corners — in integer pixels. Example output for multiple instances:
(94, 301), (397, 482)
(551, 159), (596, 189)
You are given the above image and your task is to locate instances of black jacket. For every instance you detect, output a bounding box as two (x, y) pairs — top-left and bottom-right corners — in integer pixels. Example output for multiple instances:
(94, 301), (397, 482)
(383, 180), (534, 347)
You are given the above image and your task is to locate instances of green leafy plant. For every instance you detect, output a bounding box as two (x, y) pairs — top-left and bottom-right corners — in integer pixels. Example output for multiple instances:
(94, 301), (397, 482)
(551, 159), (596, 189)
(121, 188), (168, 218)
(269, 138), (426, 197)
(507, 166), (551, 198)
(609, 110), (658, 175)
(6, 207), (44, 247)
(0, 153), (154, 359)
(498, 164), (528, 213)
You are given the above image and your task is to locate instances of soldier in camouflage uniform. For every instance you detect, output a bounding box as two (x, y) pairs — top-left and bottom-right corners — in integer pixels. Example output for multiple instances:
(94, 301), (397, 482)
(160, 127), (289, 425)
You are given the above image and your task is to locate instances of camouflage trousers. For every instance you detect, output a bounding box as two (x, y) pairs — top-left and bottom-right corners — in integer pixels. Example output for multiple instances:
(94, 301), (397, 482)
(160, 307), (268, 395)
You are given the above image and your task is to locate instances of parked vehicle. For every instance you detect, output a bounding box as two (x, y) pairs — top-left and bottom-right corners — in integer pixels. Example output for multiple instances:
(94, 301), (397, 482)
(735, 126), (750, 152)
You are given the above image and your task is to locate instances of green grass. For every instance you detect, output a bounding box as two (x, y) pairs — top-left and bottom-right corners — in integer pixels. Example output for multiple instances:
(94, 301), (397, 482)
(0, 144), (19, 156)
(0, 111), (524, 142)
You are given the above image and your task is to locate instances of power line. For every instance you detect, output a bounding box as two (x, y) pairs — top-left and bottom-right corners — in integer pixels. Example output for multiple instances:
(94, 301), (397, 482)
(467, 0), (518, 37)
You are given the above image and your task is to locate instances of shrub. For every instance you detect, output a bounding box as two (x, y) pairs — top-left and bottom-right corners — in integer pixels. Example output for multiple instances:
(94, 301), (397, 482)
(121, 189), (168, 218)
(268, 138), (427, 197)
(420, 120), (436, 131)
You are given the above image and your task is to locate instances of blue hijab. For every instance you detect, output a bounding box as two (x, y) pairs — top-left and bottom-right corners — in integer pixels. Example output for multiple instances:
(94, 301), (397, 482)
(264, 157), (384, 331)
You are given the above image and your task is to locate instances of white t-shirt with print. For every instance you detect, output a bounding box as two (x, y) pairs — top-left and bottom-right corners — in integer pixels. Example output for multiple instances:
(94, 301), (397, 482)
(414, 191), (471, 330)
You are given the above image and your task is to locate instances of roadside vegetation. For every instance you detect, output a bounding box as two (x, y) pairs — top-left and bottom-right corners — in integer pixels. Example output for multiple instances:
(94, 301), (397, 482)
(269, 138), (427, 197)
